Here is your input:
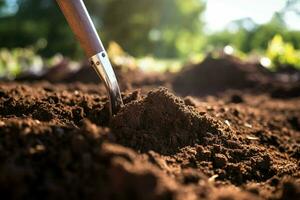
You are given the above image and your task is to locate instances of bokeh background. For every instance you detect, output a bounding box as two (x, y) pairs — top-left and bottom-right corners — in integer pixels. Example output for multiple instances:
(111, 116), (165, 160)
(0, 0), (300, 79)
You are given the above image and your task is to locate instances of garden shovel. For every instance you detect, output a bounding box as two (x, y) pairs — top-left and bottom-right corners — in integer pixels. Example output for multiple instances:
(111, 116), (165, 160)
(56, 0), (123, 116)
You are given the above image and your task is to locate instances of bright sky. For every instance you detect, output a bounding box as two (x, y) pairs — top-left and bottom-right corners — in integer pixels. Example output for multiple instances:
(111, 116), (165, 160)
(204, 0), (300, 32)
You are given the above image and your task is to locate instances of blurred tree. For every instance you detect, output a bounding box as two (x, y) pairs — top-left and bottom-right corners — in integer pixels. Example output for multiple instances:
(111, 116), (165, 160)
(99, 0), (205, 58)
(0, 0), (81, 58)
(207, 12), (300, 54)
(207, 18), (256, 52)
(0, 0), (205, 58)
(248, 13), (286, 52)
(0, 0), (7, 10)
(282, 0), (300, 15)
(0, 0), (4, 8)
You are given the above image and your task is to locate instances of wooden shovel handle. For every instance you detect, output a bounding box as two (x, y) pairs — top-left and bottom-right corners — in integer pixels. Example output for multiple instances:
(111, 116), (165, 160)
(56, 0), (104, 57)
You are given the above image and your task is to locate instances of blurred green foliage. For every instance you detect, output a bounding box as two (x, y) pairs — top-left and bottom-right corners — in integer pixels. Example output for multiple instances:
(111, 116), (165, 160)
(207, 14), (300, 54)
(266, 34), (300, 70)
(0, 47), (43, 79)
(0, 0), (205, 59)
(207, 10), (300, 70)
(0, 0), (300, 71)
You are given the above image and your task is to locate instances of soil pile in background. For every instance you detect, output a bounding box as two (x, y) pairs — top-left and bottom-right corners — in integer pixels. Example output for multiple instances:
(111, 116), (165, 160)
(0, 82), (299, 200)
(270, 84), (300, 99)
(172, 55), (271, 96)
(64, 63), (168, 90)
(15, 60), (169, 92)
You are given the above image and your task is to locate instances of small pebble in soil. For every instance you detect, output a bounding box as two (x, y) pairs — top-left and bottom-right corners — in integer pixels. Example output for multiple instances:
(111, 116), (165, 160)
(224, 120), (231, 127)
(244, 123), (252, 128)
(230, 94), (244, 103)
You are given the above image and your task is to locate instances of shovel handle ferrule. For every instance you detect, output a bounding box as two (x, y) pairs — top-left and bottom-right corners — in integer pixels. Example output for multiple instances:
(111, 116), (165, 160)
(56, 0), (104, 57)
(89, 52), (123, 115)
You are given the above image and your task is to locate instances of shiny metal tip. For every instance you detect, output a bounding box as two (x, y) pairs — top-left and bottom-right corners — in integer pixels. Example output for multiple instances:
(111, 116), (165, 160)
(89, 51), (123, 116)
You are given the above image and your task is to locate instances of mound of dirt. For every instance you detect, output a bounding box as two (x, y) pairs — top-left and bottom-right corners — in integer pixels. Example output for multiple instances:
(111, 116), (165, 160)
(64, 64), (168, 90)
(16, 60), (169, 93)
(112, 88), (221, 154)
(0, 82), (299, 200)
(172, 55), (271, 96)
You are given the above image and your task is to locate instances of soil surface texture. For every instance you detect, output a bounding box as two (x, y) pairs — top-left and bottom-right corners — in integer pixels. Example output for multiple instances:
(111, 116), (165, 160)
(0, 56), (300, 200)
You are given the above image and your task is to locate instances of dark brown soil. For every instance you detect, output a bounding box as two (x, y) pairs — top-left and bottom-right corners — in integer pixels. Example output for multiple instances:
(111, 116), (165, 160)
(0, 78), (299, 200)
(16, 60), (169, 93)
(172, 55), (300, 97)
(1, 55), (300, 200)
